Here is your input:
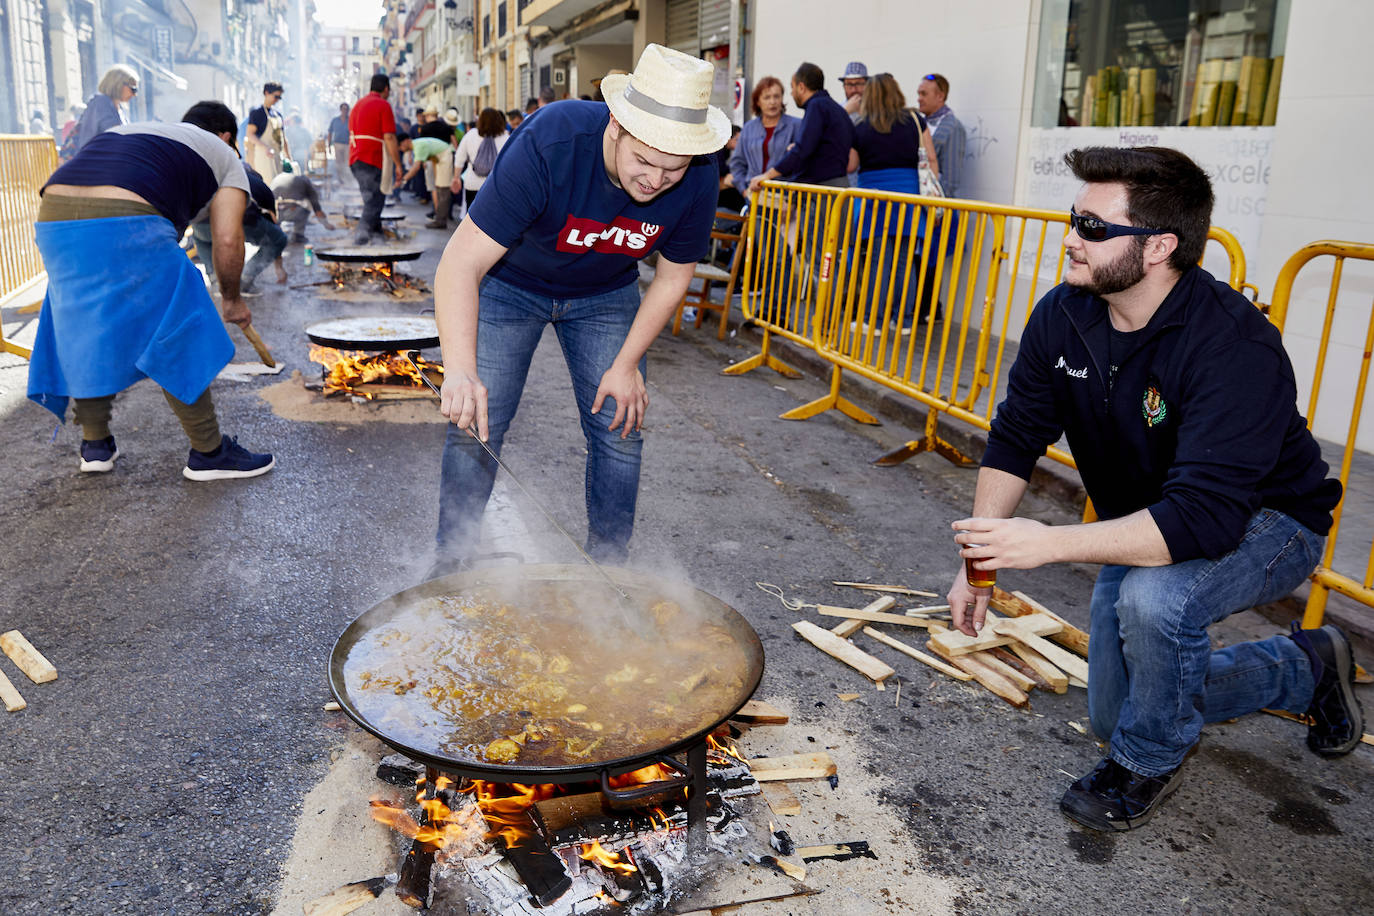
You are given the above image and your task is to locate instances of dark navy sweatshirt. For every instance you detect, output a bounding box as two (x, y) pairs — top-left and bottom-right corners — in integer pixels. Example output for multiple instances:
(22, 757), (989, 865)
(983, 266), (1342, 562)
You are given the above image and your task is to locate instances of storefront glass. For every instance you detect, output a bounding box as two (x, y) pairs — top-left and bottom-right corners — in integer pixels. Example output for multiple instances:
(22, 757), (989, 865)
(1032, 0), (1291, 129)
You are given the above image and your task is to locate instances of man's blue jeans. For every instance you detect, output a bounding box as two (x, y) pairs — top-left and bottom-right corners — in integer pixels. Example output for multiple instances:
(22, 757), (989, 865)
(1088, 508), (1323, 777)
(437, 275), (645, 563)
(190, 217), (286, 289)
(242, 218), (287, 289)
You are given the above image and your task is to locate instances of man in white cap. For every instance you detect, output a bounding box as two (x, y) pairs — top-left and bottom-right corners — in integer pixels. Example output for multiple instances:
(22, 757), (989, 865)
(427, 43), (730, 576)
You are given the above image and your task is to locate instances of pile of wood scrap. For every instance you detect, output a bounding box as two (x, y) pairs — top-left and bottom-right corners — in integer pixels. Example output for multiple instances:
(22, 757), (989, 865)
(0, 630), (57, 712)
(787, 584), (1089, 708)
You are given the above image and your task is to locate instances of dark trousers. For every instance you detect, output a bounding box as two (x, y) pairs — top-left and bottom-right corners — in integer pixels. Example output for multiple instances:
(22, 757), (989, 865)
(350, 160), (384, 235)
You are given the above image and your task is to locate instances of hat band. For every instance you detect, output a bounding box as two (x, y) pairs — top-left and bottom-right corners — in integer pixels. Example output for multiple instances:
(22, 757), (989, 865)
(623, 83), (707, 125)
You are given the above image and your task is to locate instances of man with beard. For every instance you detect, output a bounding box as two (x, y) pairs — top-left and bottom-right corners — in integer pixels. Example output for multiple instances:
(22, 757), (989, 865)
(945, 146), (1359, 832)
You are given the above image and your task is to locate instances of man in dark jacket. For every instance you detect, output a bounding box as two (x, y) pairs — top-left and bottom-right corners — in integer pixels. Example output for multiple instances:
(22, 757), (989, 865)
(946, 146), (1360, 832)
(747, 61), (853, 191)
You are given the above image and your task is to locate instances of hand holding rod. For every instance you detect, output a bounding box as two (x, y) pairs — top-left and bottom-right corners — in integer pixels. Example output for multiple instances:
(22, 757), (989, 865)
(405, 351), (632, 604)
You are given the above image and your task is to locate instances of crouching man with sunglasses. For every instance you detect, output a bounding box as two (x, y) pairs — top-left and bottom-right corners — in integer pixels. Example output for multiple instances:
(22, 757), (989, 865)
(946, 146), (1360, 832)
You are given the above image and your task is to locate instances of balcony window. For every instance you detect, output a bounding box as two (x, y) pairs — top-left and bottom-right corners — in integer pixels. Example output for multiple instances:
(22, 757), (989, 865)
(498, 2), (507, 37)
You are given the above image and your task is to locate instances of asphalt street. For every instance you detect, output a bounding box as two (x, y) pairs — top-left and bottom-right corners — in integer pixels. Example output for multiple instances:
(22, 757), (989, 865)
(0, 203), (1369, 915)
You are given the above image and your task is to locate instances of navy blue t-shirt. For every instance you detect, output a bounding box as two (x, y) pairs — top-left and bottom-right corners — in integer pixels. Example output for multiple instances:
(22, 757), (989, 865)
(44, 121), (250, 234)
(469, 100), (718, 297)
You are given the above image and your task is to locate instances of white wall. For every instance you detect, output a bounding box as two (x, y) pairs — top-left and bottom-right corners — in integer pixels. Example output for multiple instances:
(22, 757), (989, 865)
(749, 0), (1033, 206)
(1254, 0), (1374, 449)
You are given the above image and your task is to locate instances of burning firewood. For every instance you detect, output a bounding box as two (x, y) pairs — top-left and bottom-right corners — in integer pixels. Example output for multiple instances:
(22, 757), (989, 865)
(308, 346), (443, 399)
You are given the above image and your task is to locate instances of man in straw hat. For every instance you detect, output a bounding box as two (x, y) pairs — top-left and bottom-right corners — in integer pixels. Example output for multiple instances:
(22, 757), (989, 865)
(427, 44), (730, 576)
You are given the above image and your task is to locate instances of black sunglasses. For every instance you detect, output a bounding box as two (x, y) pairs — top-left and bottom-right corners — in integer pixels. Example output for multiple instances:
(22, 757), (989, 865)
(1069, 207), (1164, 242)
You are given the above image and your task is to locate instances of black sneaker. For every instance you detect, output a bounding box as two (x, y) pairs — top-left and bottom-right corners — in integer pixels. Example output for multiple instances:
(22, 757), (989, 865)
(79, 436), (119, 473)
(183, 436), (275, 481)
(1059, 757), (1184, 832)
(1288, 623), (1365, 756)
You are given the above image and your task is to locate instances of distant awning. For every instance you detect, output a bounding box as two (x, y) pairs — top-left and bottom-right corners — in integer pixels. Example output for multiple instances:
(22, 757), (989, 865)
(125, 51), (189, 92)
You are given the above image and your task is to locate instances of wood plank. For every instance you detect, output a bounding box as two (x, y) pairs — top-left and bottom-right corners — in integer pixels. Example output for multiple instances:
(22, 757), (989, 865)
(0, 667), (25, 712)
(792, 620), (895, 683)
(302, 877), (387, 916)
(0, 630), (56, 683)
(991, 618), (1090, 683)
(1068, 675), (1088, 689)
(1000, 589), (1091, 657)
(827, 595), (897, 638)
(832, 581), (939, 597)
(928, 613), (1062, 657)
(735, 699), (789, 725)
(817, 606), (937, 628)
(533, 792), (607, 833)
(971, 650), (1036, 692)
(761, 781), (802, 815)
(1008, 642), (1069, 693)
(797, 841), (876, 862)
(747, 752), (837, 782)
(925, 632), (1028, 707)
(860, 627), (972, 681)
(987, 646), (1056, 692)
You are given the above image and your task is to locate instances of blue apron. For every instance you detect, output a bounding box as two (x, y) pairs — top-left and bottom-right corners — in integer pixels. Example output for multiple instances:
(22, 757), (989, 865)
(27, 214), (234, 419)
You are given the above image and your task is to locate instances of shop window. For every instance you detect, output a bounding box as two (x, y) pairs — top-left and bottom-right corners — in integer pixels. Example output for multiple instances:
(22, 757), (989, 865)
(1032, 0), (1290, 128)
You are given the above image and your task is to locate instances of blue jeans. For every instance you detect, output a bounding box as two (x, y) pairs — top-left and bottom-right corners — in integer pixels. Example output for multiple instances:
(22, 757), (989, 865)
(190, 218), (286, 289)
(437, 275), (645, 563)
(350, 160), (384, 235)
(242, 218), (287, 289)
(1088, 508), (1323, 776)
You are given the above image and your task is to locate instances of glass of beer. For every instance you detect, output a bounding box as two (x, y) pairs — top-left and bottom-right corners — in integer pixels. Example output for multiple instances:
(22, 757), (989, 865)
(965, 544), (997, 588)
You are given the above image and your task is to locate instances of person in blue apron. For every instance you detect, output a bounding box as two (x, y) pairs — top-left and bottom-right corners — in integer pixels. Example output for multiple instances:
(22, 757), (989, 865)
(28, 101), (275, 481)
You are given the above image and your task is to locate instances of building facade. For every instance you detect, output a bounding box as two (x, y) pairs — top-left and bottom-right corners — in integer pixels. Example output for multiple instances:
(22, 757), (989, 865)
(748, 0), (1374, 448)
(1, 0), (318, 136)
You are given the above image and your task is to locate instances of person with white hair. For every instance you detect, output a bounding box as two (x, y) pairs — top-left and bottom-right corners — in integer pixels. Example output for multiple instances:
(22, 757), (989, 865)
(427, 43), (730, 577)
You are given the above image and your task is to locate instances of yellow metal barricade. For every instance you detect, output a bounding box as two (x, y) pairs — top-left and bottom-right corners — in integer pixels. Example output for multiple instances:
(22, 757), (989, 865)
(744, 183), (1250, 468)
(798, 193), (1084, 467)
(1264, 241), (1374, 626)
(0, 134), (58, 359)
(724, 180), (851, 381)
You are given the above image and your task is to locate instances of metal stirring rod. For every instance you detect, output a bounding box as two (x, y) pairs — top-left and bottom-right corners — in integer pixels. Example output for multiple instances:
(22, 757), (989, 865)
(405, 352), (633, 604)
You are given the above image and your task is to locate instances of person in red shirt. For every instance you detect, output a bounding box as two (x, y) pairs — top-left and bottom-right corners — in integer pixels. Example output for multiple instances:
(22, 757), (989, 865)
(347, 74), (402, 244)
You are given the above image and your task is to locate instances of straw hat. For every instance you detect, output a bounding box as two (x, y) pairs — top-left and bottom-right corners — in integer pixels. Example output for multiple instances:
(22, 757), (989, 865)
(443, 108), (460, 126)
(422, 105), (439, 117)
(601, 44), (730, 156)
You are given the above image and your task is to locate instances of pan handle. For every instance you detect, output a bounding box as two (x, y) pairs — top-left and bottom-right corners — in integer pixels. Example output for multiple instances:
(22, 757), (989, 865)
(599, 754), (692, 802)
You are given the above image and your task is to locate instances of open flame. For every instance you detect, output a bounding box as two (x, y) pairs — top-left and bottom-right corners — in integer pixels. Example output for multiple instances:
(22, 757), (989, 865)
(580, 839), (638, 875)
(463, 781), (560, 849)
(309, 345), (442, 397)
(708, 734), (746, 763)
(369, 760), (707, 864)
(369, 774), (476, 854)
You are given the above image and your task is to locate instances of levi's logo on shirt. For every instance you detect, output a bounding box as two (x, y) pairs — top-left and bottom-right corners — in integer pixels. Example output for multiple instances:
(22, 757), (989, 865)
(556, 215), (663, 257)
